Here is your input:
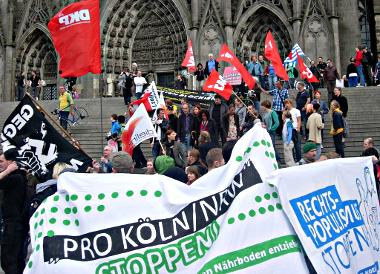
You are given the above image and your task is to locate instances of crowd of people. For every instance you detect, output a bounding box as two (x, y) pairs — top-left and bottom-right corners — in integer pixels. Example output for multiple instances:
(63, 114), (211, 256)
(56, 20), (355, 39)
(2, 45), (380, 273)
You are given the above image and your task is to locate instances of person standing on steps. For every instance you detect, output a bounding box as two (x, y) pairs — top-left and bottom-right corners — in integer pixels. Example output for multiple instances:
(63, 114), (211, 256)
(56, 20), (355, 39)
(323, 59), (340, 103)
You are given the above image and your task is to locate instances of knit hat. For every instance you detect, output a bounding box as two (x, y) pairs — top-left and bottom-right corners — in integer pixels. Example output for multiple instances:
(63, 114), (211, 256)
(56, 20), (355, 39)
(303, 142), (317, 153)
(163, 167), (187, 183)
(154, 155), (175, 174)
(111, 152), (134, 173)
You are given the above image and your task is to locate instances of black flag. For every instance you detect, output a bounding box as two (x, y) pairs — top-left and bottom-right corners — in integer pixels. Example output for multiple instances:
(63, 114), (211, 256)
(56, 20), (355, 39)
(1, 96), (92, 176)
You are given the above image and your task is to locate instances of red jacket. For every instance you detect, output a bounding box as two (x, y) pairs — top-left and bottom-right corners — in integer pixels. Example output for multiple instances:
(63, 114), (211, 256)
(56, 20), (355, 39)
(355, 51), (363, 67)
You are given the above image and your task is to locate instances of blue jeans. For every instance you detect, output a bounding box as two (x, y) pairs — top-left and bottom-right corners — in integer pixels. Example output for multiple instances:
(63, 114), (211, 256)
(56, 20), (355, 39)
(59, 111), (70, 130)
(348, 76), (358, 87)
(183, 133), (192, 151)
(17, 86), (24, 101)
(357, 65), (366, 86)
(135, 92), (142, 99)
(254, 100), (261, 113)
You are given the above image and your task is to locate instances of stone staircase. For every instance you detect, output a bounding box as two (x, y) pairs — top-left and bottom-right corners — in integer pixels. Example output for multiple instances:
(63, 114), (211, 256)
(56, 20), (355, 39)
(0, 87), (379, 163)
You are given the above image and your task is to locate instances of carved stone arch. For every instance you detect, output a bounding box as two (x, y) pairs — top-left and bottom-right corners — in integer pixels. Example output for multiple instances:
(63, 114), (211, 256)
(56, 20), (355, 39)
(102, 0), (188, 86)
(234, 3), (292, 61)
(235, 0), (293, 23)
(234, 2), (293, 44)
(300, 15), (333, 61)
(15, 25), (57, 84)
(197, 0), (226, 63)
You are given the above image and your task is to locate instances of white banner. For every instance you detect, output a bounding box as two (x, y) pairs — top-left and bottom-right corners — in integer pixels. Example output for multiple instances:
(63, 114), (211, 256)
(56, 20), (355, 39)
(124, 103), (157, 151)
(145, 81), (160, 110)
(25, 124), (309, 273)
(267, 157), (380, 274)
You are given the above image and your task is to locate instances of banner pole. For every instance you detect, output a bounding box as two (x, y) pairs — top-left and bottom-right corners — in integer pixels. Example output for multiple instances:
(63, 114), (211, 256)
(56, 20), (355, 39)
(232, 91), (259, 118)
(25, 92), (90, 158)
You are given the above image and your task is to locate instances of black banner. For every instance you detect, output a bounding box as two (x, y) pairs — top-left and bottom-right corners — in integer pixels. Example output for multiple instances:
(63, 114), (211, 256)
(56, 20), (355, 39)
(157, 86), (215, 108)
(1, 96), (92, 177)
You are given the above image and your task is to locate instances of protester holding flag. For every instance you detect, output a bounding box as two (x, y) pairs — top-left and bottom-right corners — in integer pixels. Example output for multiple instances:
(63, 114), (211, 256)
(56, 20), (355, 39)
(151, 108), (169, 159)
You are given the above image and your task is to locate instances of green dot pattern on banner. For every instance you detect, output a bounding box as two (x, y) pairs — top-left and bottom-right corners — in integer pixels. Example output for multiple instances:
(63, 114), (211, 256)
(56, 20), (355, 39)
(140, 190), (148, 196)
(111, 192), (119, 199)
(126, 190), (134, 197)
(49, 218), (56, 224)
(41, 208), (45, 214)
(36, 244), (40, 251)
(53, 195), (59, 202)
(154, 191), (162, 197)
(28, 261), (33, 269)
(39, 219), (43, 226)
(34, 212), (38, 218)
(85, 194), (92, 201)
(235, 138), (276, 164)
(236, 156), (243, 162)
(97, 205), (105, 212)
(70, 194), (78, 201)
(75, 219), (80, 226)
(72, 207), (78, 214)
(37, 232), (42, 238)
(238, 213), (246, 221)
(63, 220), (70, 226)
(98, 193), (105, 200)
(34, 223), (38, 229)
(47, 230), (55, 237)
(65, 195), (70, 202)
(51, 207), (58, 213)
(227, 191), (283, 225)
(84, 205), (91, 212)
(64, 208), (71, 214)
(259, 207), (266, 214)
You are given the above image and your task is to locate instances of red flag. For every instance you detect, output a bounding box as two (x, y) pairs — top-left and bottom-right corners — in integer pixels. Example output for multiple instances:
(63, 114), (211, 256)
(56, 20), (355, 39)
(130, 92), (152, 111)
(203, 70), (233, 100)
(48, 0), (101, 77)
(181, 40), (196, 72)
(297, 54), (319, 83)
(217, 44), (255, 89)
(264, 31), (289, 80)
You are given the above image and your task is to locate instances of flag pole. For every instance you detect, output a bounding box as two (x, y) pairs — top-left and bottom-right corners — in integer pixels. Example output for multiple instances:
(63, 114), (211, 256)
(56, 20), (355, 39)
(25, 92), (90, 157)
(232, 91), (258, 118)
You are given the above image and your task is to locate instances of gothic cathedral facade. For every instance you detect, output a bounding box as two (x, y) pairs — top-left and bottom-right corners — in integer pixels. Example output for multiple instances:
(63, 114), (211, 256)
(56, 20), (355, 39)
(0, 0), (378, 101)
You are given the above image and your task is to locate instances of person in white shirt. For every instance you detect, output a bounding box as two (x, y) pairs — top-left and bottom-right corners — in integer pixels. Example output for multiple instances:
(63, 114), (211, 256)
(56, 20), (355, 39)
(284, 99), (302, 162)
(133, 70), (147, 99)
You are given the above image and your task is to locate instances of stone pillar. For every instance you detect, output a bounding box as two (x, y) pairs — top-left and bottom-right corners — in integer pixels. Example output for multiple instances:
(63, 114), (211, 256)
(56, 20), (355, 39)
(4, 1), (14, 102)
(292, 0), (302, 42)
(374, 2), (380, 56)
(223, 0), (234, 48)
(337, 0), (361, 73)
(191, 0), (199, 28)
(330, 16), (341, 75)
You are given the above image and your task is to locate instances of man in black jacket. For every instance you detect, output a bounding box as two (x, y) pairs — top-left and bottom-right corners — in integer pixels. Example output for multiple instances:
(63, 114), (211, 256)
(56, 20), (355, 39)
(178, 103), (194, 151)
(0, 151), (28, 274)
(209, 95), (228, 145)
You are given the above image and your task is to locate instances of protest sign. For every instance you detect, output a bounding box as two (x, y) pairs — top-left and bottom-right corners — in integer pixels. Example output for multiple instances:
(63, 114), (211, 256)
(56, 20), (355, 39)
(157, 86), (215, 108)
(223, 66), (242, 86)
(268, 157), (380, 274)
(25, 124), (309, 273)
